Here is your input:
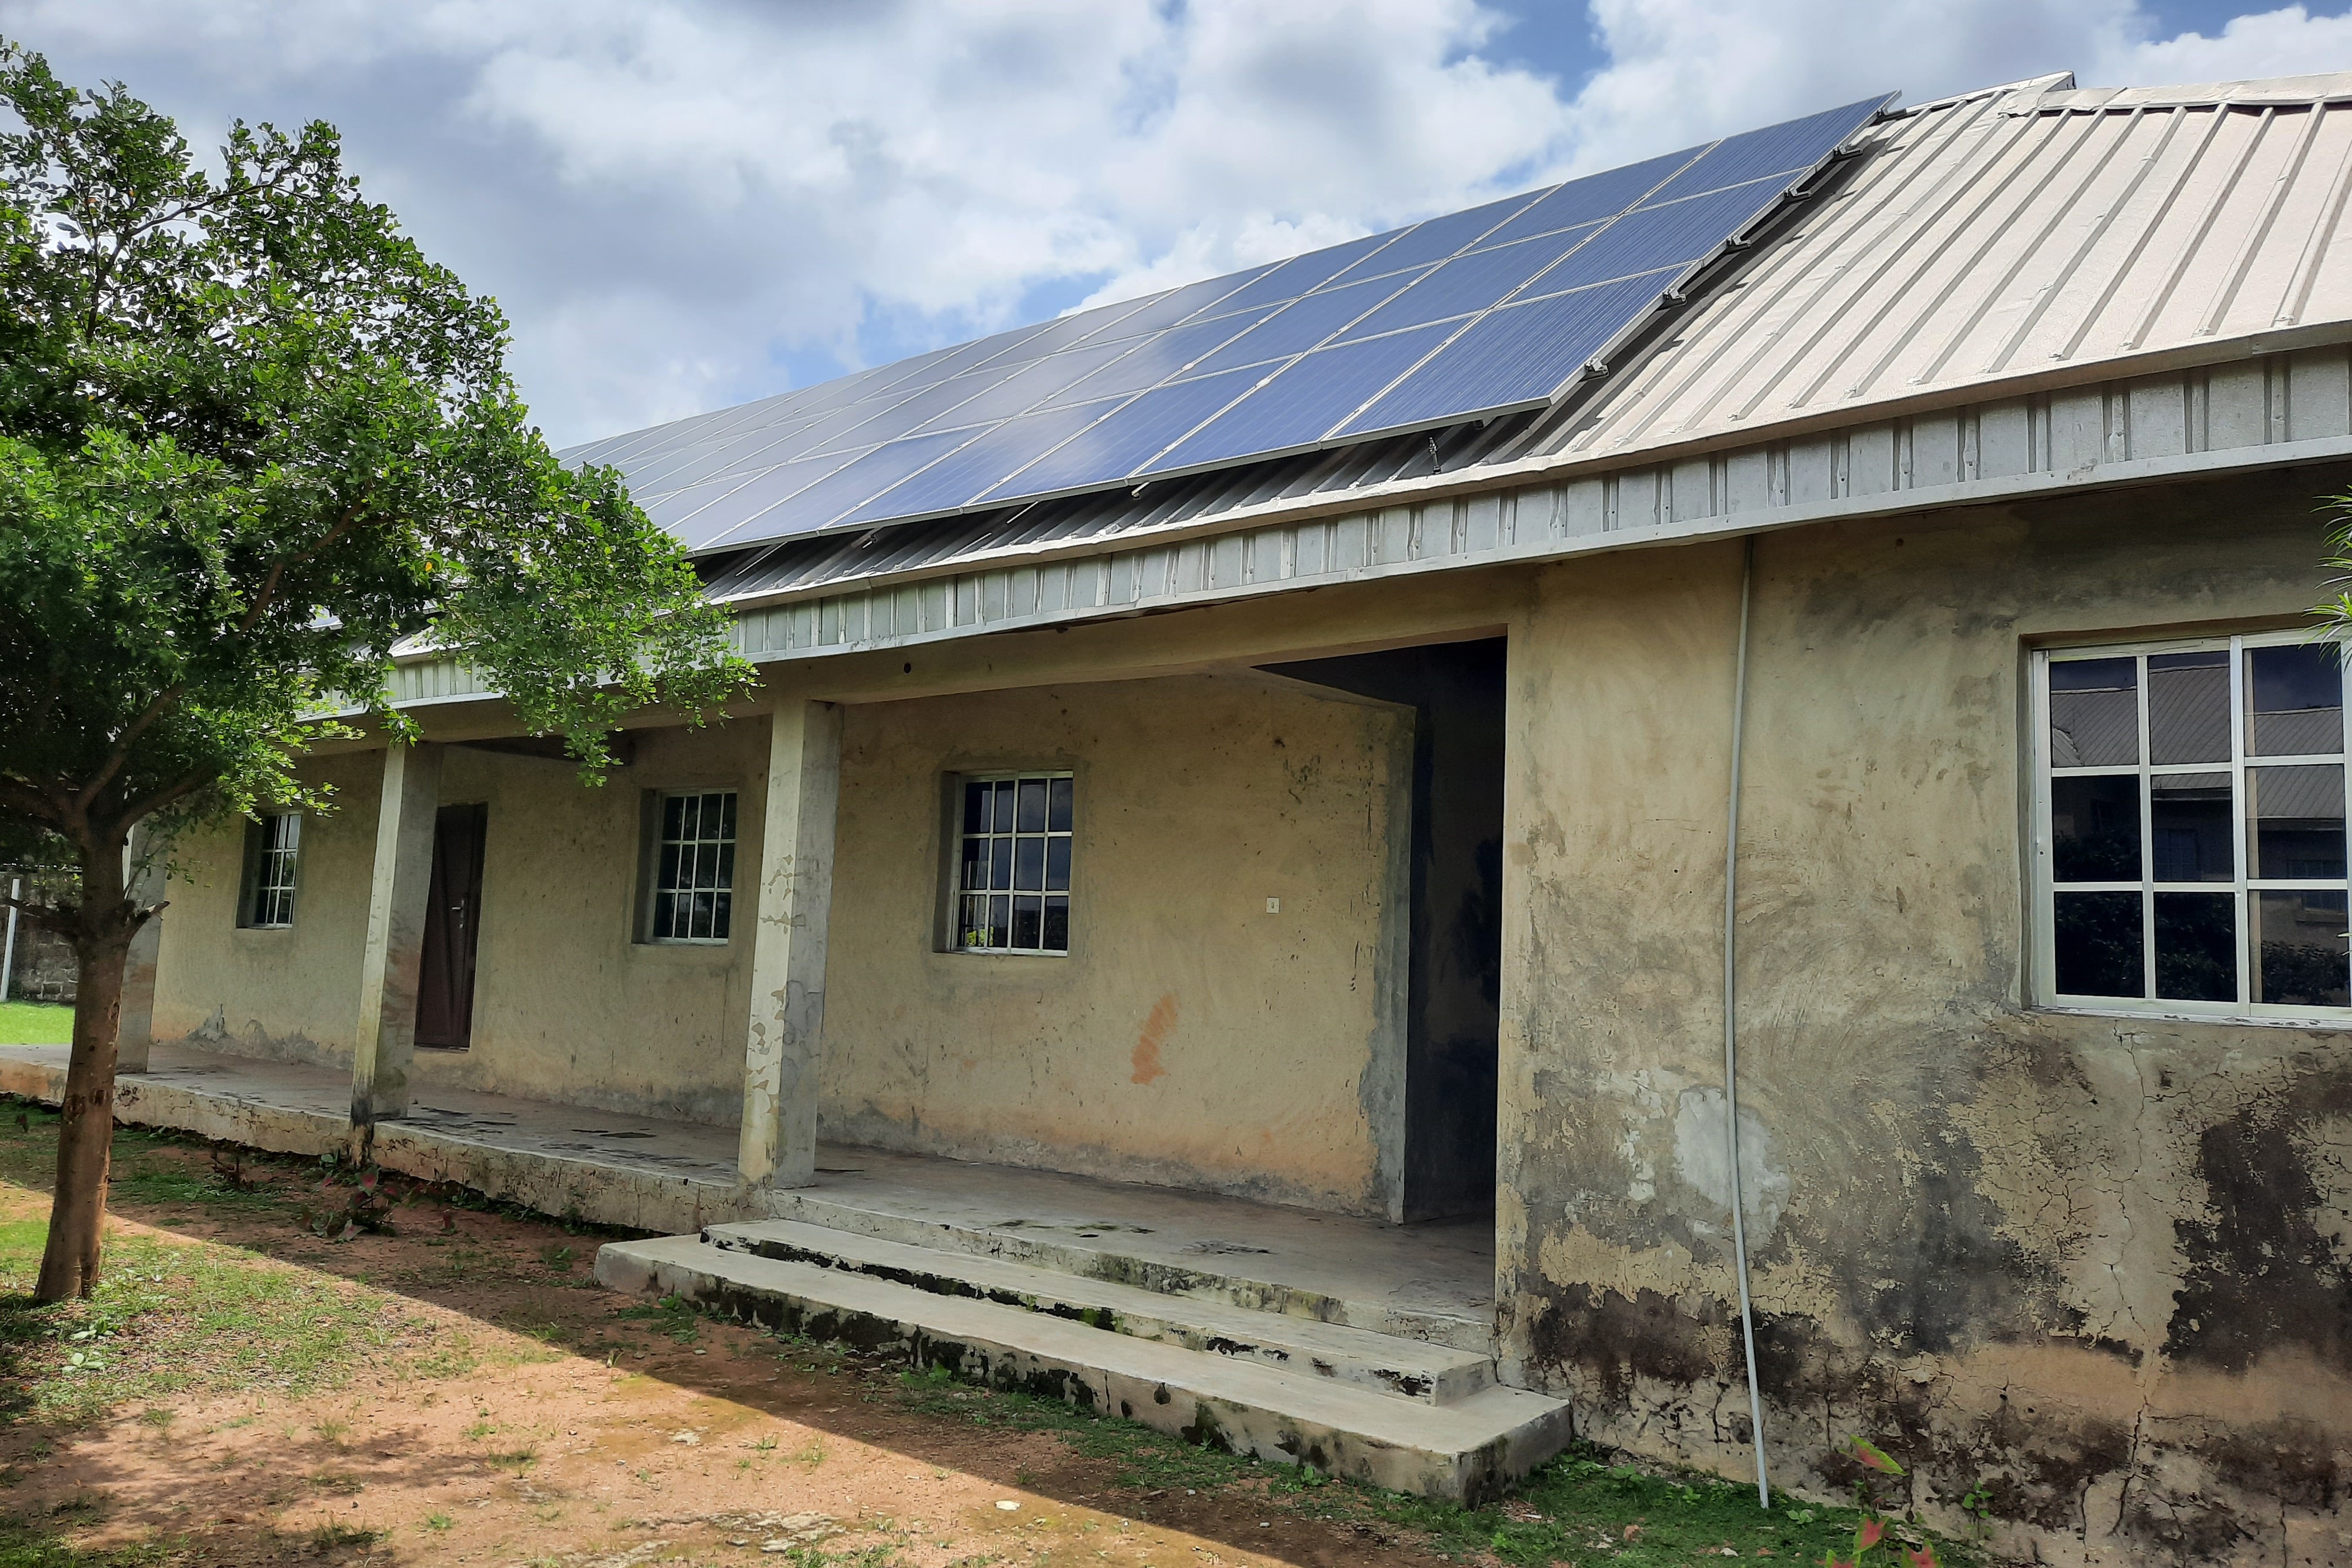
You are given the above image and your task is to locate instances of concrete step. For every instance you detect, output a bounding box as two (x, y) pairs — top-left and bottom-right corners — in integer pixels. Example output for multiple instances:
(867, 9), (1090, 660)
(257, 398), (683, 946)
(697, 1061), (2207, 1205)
(764, 1185), (1492, 1354)
(703, 1217), (1494, 1404)
(595, 1233), (1571, 1503)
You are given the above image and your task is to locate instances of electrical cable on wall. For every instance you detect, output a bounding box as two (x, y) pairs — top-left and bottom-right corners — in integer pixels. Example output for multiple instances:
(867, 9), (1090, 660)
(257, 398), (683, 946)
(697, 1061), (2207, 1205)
(1723, 533), (1771, 1509)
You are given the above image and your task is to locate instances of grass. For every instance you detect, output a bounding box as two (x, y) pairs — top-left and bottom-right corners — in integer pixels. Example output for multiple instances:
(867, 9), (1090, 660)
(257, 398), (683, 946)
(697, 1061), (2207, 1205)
(0, 1002), (71, 1048)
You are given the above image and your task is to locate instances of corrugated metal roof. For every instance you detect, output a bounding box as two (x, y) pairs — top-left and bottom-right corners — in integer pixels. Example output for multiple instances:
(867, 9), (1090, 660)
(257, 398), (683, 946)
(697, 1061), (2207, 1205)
(692, 70), (2352, 608)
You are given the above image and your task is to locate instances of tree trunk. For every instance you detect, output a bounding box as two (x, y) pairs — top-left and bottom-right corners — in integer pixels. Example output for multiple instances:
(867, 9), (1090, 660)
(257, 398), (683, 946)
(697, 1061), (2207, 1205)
(34, 848), (135, 1303)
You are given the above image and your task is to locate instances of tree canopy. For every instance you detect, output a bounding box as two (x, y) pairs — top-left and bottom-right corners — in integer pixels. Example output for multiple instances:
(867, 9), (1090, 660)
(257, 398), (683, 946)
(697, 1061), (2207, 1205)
(0, 42), (753, 1300)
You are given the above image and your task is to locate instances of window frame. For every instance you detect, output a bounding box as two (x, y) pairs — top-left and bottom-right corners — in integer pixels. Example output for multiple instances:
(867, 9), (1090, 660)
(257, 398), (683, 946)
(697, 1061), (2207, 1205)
(2029, 629), (2351, 1024)
(641, 787), (740, 947)
(238, 811), (302, 931)
(946, 770), (1075, 957)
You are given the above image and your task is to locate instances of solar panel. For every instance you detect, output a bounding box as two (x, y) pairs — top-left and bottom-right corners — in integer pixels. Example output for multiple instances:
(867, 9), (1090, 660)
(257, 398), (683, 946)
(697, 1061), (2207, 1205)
(572, 92), (1892, 553)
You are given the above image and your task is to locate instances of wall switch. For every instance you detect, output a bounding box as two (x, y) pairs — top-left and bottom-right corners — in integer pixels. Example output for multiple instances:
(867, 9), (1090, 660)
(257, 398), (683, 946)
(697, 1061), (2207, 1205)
(1265, 896), (1281, 914)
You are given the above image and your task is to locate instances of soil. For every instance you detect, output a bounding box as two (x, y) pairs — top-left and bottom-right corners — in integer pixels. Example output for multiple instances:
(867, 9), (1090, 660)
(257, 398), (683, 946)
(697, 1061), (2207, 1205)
(0, 1129), (1460, 1568)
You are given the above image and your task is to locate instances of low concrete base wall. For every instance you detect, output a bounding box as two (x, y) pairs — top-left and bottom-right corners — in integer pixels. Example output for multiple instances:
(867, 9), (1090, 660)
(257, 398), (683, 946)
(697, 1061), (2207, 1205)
(0, 1054), (766, 1236)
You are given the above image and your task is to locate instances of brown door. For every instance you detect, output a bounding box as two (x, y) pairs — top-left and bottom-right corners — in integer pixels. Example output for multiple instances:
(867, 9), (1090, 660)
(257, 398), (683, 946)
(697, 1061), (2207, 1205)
(415, 803), (487, 1050)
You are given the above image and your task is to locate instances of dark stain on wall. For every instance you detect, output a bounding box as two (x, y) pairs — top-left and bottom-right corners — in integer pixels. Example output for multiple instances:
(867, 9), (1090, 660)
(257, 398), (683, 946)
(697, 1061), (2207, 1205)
(2164, 1061), (2352, 1375)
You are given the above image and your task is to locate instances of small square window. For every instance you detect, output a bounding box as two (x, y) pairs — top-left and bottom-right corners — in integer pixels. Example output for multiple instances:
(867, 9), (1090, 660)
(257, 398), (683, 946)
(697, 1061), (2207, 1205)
(239, 813), (301, 929)
(953, 773), (1073, 955)
(646, 790), (737, 943)
(2035, 633), (2352, 1021)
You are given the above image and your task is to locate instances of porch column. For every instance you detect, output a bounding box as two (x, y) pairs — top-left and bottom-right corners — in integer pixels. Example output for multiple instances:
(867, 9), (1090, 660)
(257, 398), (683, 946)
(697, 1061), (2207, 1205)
(737, 700), (842, 1187)
(115, 825), (168, 1074)
(350, 742), (443, 1134)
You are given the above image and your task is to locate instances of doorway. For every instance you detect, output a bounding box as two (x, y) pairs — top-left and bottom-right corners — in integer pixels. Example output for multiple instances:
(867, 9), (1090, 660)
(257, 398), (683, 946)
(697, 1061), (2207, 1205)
(1262, 638), (1506, 1222)
(415, 803), (487, 1051)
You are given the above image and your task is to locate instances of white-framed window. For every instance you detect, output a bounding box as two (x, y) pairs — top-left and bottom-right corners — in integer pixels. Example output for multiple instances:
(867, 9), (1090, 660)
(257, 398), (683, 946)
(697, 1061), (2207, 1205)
(648, 790), (737, 943)
(240, 812), (301, 929)
(2032, 631), (2349, 1019)
(954, 773), (1073, 954)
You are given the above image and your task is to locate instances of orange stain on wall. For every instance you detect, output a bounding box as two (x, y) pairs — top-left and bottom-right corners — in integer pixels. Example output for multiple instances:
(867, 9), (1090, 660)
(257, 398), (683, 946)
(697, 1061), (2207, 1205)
(1131, 992), (1178, 1084)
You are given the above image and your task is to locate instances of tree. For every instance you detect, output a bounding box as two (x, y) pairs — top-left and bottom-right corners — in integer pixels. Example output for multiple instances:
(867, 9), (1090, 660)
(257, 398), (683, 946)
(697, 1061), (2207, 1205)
(0, 46), (753, 1302)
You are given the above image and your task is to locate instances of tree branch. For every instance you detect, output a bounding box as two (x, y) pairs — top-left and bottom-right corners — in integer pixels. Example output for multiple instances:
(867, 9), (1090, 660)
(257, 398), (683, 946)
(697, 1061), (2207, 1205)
(72, 680), (184, 815)
(238, 500), (372, 634)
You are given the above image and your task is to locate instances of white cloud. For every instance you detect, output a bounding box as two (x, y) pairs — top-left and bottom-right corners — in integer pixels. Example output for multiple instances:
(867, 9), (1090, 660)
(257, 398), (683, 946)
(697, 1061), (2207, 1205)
(3, 0), (2350, 446)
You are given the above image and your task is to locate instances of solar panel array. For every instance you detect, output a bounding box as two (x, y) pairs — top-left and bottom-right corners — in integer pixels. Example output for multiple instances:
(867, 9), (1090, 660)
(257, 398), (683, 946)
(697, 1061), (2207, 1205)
(566, 94), (1890, 555)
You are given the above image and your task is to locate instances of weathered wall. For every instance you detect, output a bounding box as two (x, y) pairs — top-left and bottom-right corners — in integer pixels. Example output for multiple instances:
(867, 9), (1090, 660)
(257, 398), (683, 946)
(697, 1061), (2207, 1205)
(1499, 465), (2352, 1567)
(820, 671), (1412, 1216)
(153, 723), (769, 1125)
(152, 749), (382, 1066)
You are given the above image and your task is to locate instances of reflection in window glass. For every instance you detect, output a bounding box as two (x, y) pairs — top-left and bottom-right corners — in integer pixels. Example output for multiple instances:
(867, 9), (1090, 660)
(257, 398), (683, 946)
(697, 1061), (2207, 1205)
(957, 773), (1073, 954)
(2247, 644), (2344, 757)
(2150, 773), (2233, 882)
(2049, 657), (2140, 767)
(2148, 650), (2230, 764)
(2054, 891), (2144, 997)
(2250, 764), (2346, 879)
(2154, 892), (2236, 1001)
(2039, 635), (2352, 1019)
(2253, 890), (2349, 1005)
(2051, 775), (2140, 881)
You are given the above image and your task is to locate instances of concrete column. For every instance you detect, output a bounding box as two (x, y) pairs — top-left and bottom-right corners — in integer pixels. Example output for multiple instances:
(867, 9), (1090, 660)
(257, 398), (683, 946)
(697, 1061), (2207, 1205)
(115, 825), (168, 1074)
(737, 700), (842, 1187)
(350, 743), (442, 1135)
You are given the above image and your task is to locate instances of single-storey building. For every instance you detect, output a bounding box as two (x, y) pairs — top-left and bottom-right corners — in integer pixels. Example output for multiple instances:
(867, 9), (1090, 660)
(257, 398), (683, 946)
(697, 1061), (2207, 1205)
(9, 68), (2352, 1562)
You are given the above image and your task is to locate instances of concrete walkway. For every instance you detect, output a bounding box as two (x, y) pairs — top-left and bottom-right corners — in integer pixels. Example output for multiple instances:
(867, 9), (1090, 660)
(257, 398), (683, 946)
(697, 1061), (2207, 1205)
(0, 1042), (1495, 1337)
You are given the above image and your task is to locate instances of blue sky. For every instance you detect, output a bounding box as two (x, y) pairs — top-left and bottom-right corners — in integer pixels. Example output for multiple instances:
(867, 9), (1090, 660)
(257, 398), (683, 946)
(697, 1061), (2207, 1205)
(5, 0), (2348, 447)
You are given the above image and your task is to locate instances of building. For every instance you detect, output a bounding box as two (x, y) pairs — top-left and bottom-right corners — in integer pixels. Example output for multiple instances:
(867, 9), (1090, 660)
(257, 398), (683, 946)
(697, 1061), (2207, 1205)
(8, 69), (2352, 1563)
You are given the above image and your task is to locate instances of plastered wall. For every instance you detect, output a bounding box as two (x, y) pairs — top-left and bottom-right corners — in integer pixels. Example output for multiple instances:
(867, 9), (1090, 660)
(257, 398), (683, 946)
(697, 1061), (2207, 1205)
(153, 722), (769, 1126)
(820, 671), (1412, 1216)
(1499, 466), (2352, 1567)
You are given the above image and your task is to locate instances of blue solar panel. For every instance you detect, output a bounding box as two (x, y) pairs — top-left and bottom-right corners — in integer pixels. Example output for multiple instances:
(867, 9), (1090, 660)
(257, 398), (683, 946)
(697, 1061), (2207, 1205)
(1144, 323), (1460, 476)
(686, 451), (867, 549)
(837, 402), (1118, 527)
(1334, 272), (1673, 437)
(978, 366), (1267, 501)
(1639, 95), (1890, 205)
(1182, 270), (1431, 378)
(1333, 226), (1603, 343)
(584, 91), (1892, 549)
(1039, 310), (1279, 407)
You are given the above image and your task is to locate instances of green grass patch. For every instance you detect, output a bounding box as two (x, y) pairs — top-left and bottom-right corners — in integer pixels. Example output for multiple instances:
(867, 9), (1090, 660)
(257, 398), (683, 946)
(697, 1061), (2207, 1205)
(0, 1002), (71, 1048)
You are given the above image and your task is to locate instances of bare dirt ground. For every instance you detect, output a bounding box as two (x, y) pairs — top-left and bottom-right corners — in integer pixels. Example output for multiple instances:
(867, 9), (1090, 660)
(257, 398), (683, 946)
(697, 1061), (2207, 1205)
(0, 1106), (1955, 1568)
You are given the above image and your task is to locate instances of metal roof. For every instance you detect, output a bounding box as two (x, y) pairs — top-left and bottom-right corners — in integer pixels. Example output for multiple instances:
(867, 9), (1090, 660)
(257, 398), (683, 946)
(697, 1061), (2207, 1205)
(670, 70), (2352, 609)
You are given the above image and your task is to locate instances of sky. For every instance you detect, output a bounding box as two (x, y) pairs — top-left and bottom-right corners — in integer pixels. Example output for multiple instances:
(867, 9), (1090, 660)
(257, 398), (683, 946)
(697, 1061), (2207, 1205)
(3, 1), (2350, 450)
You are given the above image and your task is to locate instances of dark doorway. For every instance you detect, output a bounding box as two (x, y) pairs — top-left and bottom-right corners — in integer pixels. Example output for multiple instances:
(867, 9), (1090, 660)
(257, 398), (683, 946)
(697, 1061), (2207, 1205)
(415, 803), (487, 1051)
(1263, 638), (1505, 1222)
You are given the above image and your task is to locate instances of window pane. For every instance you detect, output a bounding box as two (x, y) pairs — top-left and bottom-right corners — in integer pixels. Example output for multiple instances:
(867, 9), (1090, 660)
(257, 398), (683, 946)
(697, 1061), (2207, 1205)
(1043, 896), (1070, 952)
(2052, 775), (2141, 881)
(961, 836), (987, 893)
(717, 841), (736, 888)
(989, 838), (1013, 890)
(1049, 777), (1074, 833)
(960, 892), (991, 947)
(2254, 890), (2349, 1005)
(2149, 651), (2230, 764)
(2154, 892), (2236, 1002)
(1017, 778), (1047, 832)
(653, 891), (679, 939)
(2250, 764), (2346, 878)
(1015, 837), (1045, 891)
(963, 782), (988, 833)
(2247, 644), (2344, 757)
(991, 783), (1015, 832)
(2150, 773), (2233, 882)
(990, 894), (1012, 947)
(659, 842), (681, 887)
(1046, 837), (1071, 891)
(2050, 657), (2139, 767)
(719, 793), (738, 838)
(662, 794), (684, 837)
(711, 891), (733, 941)
(2054, 890), (2144, 997)
(1012, 895), (1043, 950)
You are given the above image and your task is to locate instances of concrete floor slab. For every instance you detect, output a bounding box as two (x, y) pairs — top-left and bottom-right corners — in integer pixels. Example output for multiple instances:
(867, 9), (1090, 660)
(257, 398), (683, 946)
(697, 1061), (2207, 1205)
(0, 1044), (1496, 1339)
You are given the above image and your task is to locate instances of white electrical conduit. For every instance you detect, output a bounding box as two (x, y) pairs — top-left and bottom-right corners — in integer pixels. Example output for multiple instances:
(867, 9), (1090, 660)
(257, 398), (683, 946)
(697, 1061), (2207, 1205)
(1724, 533), (1772, 1509)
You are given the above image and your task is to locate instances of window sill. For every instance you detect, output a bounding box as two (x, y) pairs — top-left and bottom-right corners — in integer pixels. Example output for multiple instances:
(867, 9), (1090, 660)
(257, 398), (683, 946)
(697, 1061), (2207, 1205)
(2029, 1002), (2352, 1032)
